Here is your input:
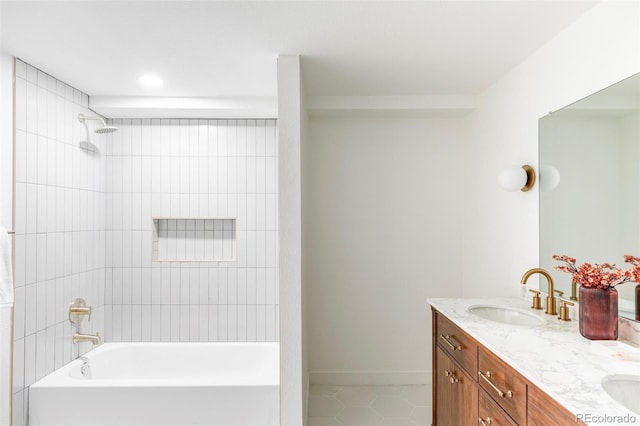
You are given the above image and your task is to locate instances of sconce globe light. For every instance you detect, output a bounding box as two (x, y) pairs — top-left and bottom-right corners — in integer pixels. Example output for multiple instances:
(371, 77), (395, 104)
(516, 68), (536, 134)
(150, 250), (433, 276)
(498, 165), (536, 192)
(539, 164), (560, 192)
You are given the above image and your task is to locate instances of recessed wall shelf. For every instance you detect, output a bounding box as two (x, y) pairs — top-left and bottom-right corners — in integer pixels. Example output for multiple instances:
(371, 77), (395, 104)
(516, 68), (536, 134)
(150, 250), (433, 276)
(152, 218), (237, 262)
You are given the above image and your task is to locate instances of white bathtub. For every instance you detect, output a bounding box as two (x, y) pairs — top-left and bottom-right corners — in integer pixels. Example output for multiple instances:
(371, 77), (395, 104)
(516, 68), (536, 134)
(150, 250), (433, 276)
(28, 342), (279, 426)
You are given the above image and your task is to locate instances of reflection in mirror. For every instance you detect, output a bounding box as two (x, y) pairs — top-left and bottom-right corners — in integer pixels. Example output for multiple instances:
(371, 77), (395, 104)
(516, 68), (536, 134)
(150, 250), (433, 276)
(539, 73), (640, 322)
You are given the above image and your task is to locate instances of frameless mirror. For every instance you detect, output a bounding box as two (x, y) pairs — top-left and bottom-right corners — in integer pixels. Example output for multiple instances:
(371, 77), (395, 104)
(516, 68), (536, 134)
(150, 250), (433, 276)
(539, 72), (640, 322)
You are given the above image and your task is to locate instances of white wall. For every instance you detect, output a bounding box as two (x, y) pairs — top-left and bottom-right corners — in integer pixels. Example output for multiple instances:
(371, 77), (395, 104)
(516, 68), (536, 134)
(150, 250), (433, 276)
(463, 0), (640, 298)
(305, 115), (465, 383)
(103, 119), (279, 343)
(11, 59), (107, 426)
(278, 54), (304, 426)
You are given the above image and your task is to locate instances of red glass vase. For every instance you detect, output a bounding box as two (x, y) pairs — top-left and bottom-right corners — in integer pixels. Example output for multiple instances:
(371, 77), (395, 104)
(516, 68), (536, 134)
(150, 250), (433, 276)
(579, 286), (618, 340)
(636, 284), (640, 321)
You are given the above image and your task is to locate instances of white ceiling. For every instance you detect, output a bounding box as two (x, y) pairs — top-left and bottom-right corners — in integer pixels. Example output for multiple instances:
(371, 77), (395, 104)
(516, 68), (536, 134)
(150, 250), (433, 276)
(1, 1), (599, 99)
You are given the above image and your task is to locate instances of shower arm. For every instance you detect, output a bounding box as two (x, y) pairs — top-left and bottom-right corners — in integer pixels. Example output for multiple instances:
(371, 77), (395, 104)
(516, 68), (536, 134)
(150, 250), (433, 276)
(78, 113), (108, 127)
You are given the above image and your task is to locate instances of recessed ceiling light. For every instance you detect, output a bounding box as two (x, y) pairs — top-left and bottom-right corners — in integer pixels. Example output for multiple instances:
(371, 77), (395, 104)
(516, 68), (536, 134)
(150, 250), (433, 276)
(139, 74), (164, 88)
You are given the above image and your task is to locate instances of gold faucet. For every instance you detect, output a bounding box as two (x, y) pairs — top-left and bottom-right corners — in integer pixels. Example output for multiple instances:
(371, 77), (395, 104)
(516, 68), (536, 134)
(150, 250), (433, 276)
(72, 332), (101, 345)
(570, 280), (578, 301)
(521, 268), (557, 315)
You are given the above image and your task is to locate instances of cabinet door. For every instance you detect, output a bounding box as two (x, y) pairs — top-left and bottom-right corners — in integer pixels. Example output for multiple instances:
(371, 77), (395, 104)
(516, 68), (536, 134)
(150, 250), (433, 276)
(435, 346), (478, 426)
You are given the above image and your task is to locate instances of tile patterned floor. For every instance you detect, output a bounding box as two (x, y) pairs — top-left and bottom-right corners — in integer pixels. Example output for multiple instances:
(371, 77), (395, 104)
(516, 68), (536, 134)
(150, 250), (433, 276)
(307, 385), (432, 426)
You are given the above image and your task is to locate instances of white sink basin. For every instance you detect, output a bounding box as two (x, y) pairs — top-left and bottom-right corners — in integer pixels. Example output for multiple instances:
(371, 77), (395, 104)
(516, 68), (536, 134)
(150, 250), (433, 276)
(602, 375), (640, 415)
(467, 305), (544, 326)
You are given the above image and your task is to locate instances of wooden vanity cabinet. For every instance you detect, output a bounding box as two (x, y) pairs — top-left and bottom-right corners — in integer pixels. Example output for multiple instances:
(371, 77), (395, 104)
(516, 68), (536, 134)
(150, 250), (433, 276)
(478, 345), (527, 424)
(435, 346), (478, 426)
(479, 390), (518, 426)
(432, 308), (585, 426)
(433, 310), (479, 425)
(528, 382), (586, 426)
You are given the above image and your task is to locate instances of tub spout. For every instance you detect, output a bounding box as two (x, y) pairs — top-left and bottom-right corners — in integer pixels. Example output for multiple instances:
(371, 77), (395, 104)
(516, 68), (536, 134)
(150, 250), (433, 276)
(73, 332), (101, 345)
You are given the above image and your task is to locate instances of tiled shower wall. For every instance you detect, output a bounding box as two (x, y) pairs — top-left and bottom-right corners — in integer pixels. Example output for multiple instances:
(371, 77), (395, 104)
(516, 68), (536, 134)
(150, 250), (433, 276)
(12, 59), (106, 425)
(103, 119), (279, 342)
(11, 60), (280, 425)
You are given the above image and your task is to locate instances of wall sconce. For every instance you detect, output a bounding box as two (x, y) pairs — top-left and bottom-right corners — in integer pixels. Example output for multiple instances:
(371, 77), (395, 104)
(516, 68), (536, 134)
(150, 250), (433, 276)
(498, 165), (536, 192)
(539, 164), (560, 192)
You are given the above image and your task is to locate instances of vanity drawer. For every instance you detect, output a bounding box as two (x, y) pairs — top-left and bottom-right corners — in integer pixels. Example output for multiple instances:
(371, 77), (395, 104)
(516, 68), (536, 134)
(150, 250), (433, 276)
(436, 313), (477, 376)
(478, 390), (517, 426)
(477, 346), (527, 425)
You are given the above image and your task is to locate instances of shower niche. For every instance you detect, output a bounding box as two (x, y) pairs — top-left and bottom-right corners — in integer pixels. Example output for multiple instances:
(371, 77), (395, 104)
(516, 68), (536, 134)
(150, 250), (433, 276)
(152, 218), (237, 262)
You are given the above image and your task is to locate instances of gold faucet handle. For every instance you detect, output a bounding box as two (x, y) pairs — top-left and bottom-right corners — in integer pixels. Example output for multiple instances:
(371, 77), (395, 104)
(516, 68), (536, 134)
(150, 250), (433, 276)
(558, 299), (575, 322)
(554, 289), (564, 297)
(69, 298), (92, 324)
(529, 289), (543, 310)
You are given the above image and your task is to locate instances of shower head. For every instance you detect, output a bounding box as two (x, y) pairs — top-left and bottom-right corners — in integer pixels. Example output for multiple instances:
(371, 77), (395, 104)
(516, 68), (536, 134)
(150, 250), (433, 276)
(78, 113), (119, 134)
(94, 125), (118, 134)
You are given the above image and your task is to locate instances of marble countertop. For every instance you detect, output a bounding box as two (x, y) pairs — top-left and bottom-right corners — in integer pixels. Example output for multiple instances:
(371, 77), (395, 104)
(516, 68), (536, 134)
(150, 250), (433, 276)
(428, 298), (640, 426)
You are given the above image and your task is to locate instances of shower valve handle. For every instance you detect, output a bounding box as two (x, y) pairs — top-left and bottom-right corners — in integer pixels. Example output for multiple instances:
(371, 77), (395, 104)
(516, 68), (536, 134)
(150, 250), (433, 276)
(69, 298), (92, 324)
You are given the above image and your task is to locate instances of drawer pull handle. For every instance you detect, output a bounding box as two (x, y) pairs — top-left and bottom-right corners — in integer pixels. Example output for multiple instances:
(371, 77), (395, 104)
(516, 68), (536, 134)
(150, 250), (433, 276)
(444, 370), (459, 384)
(478, 370), (513, 398)
(439, 333), (462, 351)
(478, 417), (492, 426)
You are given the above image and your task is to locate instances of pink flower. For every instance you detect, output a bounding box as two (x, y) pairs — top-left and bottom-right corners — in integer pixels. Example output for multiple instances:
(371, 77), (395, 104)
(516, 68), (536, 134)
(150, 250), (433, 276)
(553, 254), (640, 289)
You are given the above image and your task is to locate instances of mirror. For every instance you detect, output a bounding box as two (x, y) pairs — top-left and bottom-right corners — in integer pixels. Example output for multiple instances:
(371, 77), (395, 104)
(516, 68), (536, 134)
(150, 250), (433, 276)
(539, 72), (640, 322)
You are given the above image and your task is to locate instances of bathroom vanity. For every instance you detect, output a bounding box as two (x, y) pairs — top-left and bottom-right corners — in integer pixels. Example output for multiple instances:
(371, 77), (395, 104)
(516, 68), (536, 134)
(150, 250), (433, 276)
(429, 298), (640, 426)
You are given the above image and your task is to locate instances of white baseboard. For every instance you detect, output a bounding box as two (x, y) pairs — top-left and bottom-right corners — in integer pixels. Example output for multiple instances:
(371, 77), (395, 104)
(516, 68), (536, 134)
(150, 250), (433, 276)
(309, 370), (431, 386)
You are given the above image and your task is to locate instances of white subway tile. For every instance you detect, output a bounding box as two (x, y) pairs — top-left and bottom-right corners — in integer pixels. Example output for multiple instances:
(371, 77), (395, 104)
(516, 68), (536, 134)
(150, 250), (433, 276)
(47, 91), (57, 140)
(246, 120), (256, 155)
(54, 323), (64, 370)
(131, 155), (142, 194)
(180, 268), (190, 305)
(26, 82), (38, 134)
(208, 305), (218, 341)
(141, 305), (152, 341)
(131, 305), (142, 342)
(149, 306), (160, 342)
(35, 234), (47, 283)
(23, 334), (36, 386)
(45, 326), (55, 375)
(45, 281), (55, 328)
(35, 329), (46, 380)
(122, 268), (132, 305)
(170, 305), (180, 342)
(246, 268), (257, 305)
(140, 119), (152, 156)
(13, 338), (25, 393)
(256, 305), (266, 342)
(256, 269), (266, 305)
(37, 87), (47, 136)
(13, 286), (26, 339)
(265, 305), (276, 342)
(198, 306), (209, 342)
(217, 305), (228, 342)
(246, 305), (257, 342)
(227, 305), (237, 342)
(131, 268), (142, 304)
(56, 96), (65, 142)
(111, 305), (122, 341)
